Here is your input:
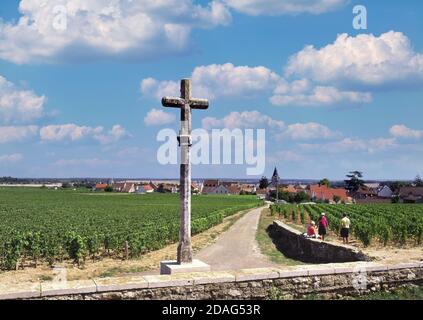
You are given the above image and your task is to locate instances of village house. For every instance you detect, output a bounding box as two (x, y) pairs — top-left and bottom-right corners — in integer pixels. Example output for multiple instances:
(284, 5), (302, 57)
(148, 181), (158, 192)
(202, 184), (229, 195)
(377, 185), (393, 198)
(122, 182), (136, 193)
(93, 183), (108, 192)
(282, 185), (297, 194)
(355, 185), (378, 199)
(307, 184), (348, 203)
(256, 189), (268, 200)
(112, 182), (125, 192)
(135, 184), (155, 194)
(227, 185), (242, 195)
(203, 179), (219, 188)
(399, 187), (423, 203)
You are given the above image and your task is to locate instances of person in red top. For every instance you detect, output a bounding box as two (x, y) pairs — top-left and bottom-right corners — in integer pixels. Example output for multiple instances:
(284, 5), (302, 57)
(307, 221), (317, 238)
(318, 213), (329, 241)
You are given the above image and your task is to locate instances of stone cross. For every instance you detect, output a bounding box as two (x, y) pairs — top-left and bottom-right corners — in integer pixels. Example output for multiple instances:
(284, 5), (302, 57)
(162, 79), (209, 264)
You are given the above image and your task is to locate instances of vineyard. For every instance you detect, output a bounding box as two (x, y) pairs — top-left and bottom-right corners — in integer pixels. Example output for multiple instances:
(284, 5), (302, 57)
(270, 203), (423, 247)
(0, 187), (262, 270)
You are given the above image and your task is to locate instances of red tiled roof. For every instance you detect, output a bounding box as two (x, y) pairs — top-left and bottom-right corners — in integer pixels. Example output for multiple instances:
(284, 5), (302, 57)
(283, 185), (297, 193)
(95, 183), (108, 189)
(227, 185), (241, 194)
(308, 185), (347, 201)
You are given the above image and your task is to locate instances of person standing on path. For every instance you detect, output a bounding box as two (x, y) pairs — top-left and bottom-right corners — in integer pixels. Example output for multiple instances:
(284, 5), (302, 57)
(340, 213), (351, 244)
(318, 213), (329, 241)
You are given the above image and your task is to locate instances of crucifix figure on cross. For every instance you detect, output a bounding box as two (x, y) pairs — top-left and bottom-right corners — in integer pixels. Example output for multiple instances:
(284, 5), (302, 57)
(161, 79), (209, 266)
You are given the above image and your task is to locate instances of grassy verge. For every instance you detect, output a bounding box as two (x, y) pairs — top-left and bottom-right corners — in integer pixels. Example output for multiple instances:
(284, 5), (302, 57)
(256, 208), (304, 266)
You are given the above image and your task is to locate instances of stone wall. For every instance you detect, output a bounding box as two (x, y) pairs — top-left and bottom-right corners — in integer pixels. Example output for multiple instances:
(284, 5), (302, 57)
(267, 220), (371, 263)
(0, 262), (422, 300)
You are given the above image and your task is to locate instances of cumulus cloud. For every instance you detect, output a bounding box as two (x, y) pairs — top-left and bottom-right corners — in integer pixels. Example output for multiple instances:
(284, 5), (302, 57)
(270, 79), (372, 106)
(141, 63), (281, 100)
(281, 122), (340, 140)
(300, 137), (397, 154)
(285, 31), (423, 88)
(0, 153), (24, 164)
(224, 0), (348, 15)
(0, 125), (38, 143)
(95, 125), (132, 144)
(0, 75), (45, 123)
(40, 123), (130, 144)
(141, 32), (423, 107)
(390, 124), (423, 139)
(142, 62), (373, 107)
(141, 78), (180, 101)
(202, 111), (284, 130)
(0, 0), (231, 64)
(144, 108), (176, 126)
(201, 110), (339, 141)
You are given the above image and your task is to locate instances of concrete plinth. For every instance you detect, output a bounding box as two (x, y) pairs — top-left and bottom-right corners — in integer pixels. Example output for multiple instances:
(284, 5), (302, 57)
(160, 260), (211, 275)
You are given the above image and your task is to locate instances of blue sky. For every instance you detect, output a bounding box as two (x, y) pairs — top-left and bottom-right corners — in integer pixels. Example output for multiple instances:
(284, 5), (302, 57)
(0, 0), (422, 180)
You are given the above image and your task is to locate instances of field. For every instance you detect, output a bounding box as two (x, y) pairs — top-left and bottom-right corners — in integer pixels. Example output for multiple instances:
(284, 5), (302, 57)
(270, 203), (423, 247)
(0, 187), (262, 270)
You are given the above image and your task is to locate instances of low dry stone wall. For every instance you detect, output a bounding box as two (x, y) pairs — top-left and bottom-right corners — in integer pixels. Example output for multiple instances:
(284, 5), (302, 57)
(0, 262), (422, 300)
(267, 220), (371, 263)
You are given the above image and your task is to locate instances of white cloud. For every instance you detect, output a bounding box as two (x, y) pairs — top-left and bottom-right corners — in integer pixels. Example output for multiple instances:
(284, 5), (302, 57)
(202, 111), (284, 130)
(300, 137), (397, 154)
(141, 63), (281, 100)
(142, 63), (372, 107)
(270, 79), (372, 106)
(201, 110), (339, 141)
(281, 122), (340, 140)
(141, 78), (180, 101)
(144, 108), (176, 126)
(224, 0), (348, 15)
(40, 124), (103, 142)
(0, 0), (231, 64)
(0, 125), (38, 143)
(285, 31), (423, 87)
(0, 75), (45, 123)
(95, 124), (132, 144)
(40, 123), (130, 144)
(390, 124), (423, 139)
(0, 153), (23, 164)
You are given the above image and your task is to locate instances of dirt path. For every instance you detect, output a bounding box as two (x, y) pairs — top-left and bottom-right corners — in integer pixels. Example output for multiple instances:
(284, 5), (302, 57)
(195, 206), (275, 271)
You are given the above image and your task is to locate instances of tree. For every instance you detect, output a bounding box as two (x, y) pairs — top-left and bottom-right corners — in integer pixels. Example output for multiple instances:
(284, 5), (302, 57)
(414, 175), (423, 187)
(319, 178), (330, 188)
(259, 176), (269, 189)
(294, 192), (311, 203)
(62, 182), (71, 189)
(387, 181), (408, 193)
(344, 171), (364, 193)
(333, 195), (341, 203)
(104, 185), (113, 192)
(157, 184), (166, 193)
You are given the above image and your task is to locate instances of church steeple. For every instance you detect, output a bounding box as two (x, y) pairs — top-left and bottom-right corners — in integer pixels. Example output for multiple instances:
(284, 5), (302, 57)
(271, 167), (279, 183)
(271, 167), (280, 201)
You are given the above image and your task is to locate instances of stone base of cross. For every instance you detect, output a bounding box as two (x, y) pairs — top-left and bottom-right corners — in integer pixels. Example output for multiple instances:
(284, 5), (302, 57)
(159, 78), (211, 275)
